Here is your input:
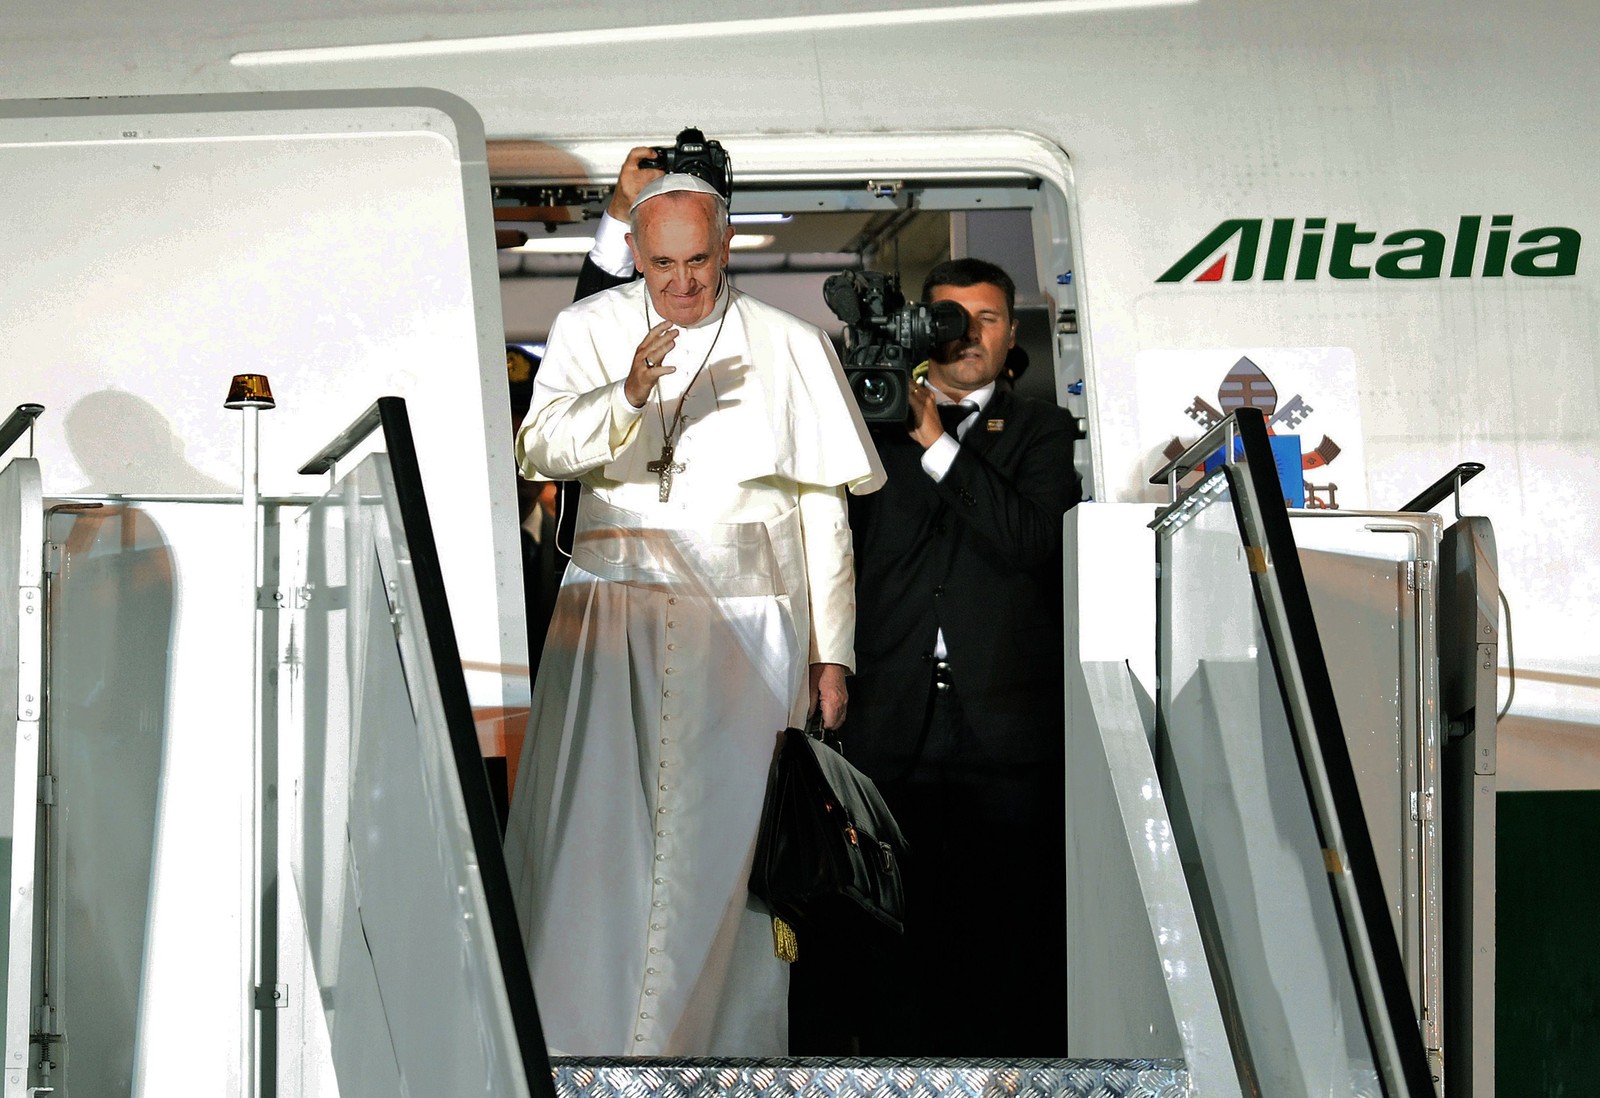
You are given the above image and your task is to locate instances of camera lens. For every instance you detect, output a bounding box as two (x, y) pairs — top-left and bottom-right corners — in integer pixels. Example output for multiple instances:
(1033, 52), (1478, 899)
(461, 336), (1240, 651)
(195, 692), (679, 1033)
(856, 375), (891, 408)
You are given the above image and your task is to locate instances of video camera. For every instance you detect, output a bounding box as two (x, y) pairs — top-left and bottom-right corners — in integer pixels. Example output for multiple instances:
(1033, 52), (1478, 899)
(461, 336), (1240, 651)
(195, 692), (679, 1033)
(639, 127), (733, 202)
(823, 270), (967, 425)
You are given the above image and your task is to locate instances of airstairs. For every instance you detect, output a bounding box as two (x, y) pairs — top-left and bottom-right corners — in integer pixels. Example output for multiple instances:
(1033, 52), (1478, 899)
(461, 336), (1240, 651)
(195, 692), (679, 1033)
(0, 401), (1492, 1097)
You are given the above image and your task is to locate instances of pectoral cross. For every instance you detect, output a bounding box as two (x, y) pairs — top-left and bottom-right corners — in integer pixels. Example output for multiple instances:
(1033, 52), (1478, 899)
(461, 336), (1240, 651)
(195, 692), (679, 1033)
(646, 444), (686, 502)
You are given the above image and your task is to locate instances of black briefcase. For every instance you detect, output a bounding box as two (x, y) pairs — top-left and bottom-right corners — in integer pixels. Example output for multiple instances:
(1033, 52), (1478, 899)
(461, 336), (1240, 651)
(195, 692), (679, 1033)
(749, 714), (909, 950)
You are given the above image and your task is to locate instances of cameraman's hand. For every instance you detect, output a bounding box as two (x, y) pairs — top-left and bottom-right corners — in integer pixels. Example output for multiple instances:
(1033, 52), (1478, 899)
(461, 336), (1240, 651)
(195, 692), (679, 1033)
(625, 321), (678, 407)
(606, 147), (667, 222)
(906, 381), (945, 449)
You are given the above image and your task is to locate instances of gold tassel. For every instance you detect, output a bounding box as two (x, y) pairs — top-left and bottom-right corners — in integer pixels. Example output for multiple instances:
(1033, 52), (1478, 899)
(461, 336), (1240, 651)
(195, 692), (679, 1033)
(771, 916), (798, 963)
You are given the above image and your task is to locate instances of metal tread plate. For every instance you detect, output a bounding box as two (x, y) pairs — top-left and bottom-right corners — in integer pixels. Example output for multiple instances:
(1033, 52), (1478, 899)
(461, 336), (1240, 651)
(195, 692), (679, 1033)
(551, 1058), (1190, 1098)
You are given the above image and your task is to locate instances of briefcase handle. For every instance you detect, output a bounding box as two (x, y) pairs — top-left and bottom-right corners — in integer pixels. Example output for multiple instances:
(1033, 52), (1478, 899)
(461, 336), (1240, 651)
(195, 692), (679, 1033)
(802, 707), (846, 750)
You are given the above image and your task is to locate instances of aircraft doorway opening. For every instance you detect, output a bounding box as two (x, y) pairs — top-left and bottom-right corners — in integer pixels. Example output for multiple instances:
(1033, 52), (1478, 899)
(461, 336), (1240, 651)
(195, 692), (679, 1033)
(494, 169), (1084, 421)
(486, 139), (1087, 1063)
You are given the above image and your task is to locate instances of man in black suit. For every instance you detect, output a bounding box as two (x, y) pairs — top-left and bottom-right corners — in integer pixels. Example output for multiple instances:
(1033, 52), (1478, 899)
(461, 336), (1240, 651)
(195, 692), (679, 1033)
(823, 257), (1081, 1055)
(573, 145), (662, 299)
(506, 346), (560, 681)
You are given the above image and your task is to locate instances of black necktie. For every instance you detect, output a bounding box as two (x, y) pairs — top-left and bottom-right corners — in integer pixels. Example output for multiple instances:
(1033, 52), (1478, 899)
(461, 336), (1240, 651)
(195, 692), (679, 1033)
(938, 401), (975, 438)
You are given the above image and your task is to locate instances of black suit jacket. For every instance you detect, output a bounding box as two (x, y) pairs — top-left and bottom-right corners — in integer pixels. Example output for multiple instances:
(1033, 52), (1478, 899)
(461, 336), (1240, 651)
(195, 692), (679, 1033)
(842, 387), (1082, 775)
(575, 255), (632, 302)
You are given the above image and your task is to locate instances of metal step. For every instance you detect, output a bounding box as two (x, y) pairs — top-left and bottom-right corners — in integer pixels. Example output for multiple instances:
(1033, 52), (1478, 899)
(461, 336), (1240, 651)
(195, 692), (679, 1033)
(551, 1058), (1188, 1098)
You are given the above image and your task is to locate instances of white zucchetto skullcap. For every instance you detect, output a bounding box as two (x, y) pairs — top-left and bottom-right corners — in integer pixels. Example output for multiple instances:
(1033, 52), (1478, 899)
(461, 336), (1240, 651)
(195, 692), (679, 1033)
(630, 172), (727, 212)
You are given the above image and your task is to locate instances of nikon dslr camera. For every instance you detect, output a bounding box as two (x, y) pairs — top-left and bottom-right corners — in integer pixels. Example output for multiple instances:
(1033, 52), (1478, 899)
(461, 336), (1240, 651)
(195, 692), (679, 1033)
(639, 128), (733, 202)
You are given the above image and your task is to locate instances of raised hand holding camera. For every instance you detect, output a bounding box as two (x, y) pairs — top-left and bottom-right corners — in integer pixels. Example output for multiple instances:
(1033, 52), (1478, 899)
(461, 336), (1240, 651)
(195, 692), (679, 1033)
(904, 379), (947, 449)
(607, 147), (666, 222)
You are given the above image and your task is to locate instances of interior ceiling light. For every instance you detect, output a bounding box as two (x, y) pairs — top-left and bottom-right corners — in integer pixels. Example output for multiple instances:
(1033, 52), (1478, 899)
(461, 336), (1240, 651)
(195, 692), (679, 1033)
(512, 233), (775, 255)
(232, 0), (1194, 65)
(731, 213), (793, 225)
(510, 236), (596, 254)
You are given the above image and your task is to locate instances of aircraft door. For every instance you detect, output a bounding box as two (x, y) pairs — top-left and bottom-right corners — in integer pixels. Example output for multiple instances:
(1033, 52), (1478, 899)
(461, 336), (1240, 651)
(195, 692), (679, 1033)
(0, 431), (43, 1098)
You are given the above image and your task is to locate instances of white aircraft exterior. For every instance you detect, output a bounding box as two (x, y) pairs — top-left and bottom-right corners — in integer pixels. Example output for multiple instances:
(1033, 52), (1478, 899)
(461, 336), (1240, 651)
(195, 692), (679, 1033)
(6, 0), (1592, 769)
(0, 1), (1594, 1094)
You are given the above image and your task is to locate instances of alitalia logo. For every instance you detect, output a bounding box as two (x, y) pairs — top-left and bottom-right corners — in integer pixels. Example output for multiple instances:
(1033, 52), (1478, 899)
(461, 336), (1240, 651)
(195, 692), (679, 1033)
(1158, 216), (1581, 282)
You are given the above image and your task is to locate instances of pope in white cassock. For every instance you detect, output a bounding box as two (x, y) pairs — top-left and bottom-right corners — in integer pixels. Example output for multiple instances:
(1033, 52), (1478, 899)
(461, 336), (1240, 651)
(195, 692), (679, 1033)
(503, 173), (885, 1057)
